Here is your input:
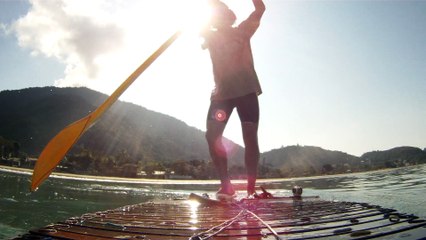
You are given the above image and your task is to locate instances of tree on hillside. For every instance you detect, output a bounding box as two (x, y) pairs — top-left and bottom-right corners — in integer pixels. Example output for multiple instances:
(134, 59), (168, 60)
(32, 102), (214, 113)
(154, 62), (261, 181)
(322, 164), (334, 174)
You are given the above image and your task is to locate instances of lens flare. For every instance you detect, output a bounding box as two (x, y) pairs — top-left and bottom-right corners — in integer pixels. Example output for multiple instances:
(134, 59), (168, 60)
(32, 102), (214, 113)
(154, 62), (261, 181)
(214, 109), (227, 122)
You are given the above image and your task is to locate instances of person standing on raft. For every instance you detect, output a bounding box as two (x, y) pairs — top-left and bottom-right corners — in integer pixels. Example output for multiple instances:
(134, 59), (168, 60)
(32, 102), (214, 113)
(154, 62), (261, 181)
(201, 0), (265, 200)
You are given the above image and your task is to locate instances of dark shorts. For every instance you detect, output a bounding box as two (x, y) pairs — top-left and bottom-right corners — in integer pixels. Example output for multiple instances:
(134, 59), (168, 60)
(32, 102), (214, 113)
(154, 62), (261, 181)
(207, 93), (259, 124)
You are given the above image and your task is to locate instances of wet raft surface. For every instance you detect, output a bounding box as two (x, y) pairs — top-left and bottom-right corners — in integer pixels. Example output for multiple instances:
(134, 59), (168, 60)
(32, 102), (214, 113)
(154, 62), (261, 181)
(18, 195), (426, 240)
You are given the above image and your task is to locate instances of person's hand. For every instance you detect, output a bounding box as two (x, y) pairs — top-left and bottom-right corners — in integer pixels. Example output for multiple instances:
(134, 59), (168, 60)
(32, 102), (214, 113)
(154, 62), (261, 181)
(253, 0), (266, 11)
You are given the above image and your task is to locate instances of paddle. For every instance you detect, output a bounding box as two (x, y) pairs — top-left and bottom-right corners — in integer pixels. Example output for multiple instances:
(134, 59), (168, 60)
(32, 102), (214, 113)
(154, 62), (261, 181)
(30, 31), (181, 191)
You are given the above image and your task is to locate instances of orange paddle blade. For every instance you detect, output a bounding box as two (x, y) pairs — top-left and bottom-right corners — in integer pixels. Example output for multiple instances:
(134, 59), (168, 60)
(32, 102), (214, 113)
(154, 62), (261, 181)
(31, 31), (181, 191)
(30, 116), (92, 191)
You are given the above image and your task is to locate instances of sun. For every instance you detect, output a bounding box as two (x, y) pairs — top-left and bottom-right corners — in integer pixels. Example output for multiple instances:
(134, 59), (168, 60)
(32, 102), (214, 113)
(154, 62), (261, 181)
(125, 0), (212, 35)
(163, 0), (212, 34)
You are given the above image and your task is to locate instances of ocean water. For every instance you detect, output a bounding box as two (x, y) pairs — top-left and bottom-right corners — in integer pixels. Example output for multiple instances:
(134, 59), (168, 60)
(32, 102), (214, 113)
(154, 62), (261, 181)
(0, 164), (425, 239)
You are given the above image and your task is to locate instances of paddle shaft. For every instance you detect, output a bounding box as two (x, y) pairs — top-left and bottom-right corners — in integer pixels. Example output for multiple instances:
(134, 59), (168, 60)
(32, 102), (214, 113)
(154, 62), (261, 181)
(91, 31), (182, 125)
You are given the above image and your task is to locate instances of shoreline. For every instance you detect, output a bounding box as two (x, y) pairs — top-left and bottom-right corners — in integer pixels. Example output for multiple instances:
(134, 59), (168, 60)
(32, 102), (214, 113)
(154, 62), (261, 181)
(0, 164), (414, 186)
(0, 165), (220, 185)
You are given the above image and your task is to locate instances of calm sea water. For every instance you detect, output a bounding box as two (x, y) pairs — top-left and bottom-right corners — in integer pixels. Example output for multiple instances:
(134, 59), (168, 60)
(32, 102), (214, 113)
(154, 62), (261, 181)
(1, 164), (425, 239)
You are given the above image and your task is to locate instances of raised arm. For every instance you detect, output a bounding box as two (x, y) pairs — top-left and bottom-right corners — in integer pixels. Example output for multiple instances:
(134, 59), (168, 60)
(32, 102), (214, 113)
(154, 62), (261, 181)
(252, 0), (266, 19)
(239, 0), (265, 36)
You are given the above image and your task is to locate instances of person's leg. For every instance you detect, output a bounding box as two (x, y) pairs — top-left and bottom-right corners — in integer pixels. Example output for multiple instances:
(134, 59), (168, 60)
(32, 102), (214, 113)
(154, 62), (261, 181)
(205, 101), (235, 194)
(236, 93), (260, 196)
(241, 122), (259, 195)
(206, 120), (233, 191)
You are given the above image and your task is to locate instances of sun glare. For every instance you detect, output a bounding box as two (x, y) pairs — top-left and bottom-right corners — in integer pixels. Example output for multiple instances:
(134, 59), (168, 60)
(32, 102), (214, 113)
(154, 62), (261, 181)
(178, 1), (212, 34)
(186, 199), (200, 224)
(127, 0), (212, 35)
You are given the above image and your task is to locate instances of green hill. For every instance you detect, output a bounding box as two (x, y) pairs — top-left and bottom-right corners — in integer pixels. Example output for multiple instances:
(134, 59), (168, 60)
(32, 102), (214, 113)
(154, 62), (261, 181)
(259, 145), (426, 178)
(361, 146), (426, 168)
(0, 87), (244, 177)
(260, 145), (362, 177)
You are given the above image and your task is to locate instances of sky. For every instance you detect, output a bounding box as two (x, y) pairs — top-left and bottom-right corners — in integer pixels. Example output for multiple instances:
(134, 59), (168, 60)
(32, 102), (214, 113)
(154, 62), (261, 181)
(0, 0), (425, 157)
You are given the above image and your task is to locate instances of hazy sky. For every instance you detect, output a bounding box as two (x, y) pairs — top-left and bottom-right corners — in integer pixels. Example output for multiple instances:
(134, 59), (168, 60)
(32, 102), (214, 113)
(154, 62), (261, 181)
(1, 0), (425, 156)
